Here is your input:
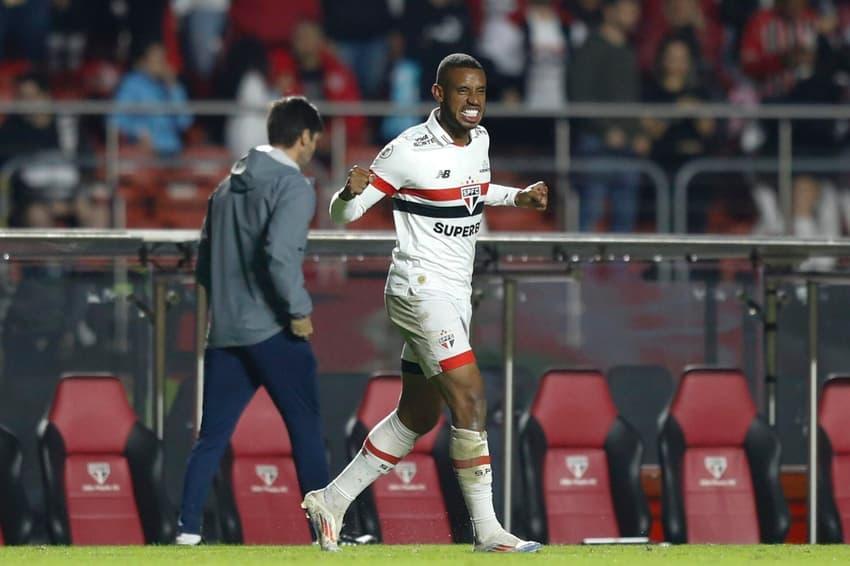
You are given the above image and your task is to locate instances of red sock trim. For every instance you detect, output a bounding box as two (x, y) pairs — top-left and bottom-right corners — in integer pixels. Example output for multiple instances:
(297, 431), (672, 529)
(364, 438), (402, 465)
(452, 455), (492, 469)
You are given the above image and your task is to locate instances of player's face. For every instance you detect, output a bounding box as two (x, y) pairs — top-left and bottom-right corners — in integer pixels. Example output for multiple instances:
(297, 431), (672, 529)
(434, 68), (487, 132)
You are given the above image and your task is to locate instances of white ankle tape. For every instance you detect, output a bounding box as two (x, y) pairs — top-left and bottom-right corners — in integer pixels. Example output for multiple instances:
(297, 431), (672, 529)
(450, 427), (492, 484)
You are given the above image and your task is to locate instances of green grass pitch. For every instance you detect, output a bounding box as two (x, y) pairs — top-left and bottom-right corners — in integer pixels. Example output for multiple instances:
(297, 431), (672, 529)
(1, 544), (850, 565)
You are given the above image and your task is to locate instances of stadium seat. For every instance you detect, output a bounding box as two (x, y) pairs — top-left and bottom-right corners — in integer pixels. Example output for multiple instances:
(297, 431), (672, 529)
(658, 367), (789, 543)
(519, 369), (651, 543)
(818, 375), (850, 543)
(0, 425), (33, 545)
(215, 387), (312, 545)
(39, 374), (175, 545)
(347, 374), (457, 544)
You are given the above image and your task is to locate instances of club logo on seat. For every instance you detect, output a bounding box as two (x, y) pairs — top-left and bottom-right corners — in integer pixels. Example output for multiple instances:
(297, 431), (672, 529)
(88, 462), (111, 485)
(705, 457), (727, 479)
(699, 456), (736, 487)
(461, 185), (481, 214)
(395, 462), (417, 484)
(560, 455), (597, 487)
(83, 462), (119, 492)
(251, 464), (288, 494)
(256, 465), (279, 487)
(387, 460), (426, 492)
(566, 455), (588, 479)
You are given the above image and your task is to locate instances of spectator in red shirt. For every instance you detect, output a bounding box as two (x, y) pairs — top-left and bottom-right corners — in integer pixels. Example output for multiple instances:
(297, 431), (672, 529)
(740, 0), (819, 99)
(638, 0), (724, 84)
(269, 20), (365, 145)
(228, 0), (320, 49)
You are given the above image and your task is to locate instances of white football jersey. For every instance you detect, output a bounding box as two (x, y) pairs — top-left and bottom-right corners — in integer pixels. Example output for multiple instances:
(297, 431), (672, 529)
(330, 109), (520, 297)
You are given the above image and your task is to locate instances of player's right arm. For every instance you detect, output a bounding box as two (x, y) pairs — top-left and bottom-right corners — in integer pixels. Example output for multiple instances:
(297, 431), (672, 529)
(329, 140), (407, 224)
(329, 165), (385, 224)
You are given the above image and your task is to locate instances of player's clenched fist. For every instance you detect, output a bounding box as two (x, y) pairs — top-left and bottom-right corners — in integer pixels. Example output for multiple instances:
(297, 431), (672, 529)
(340, 165), (374, 200)
(515, 181), (548, 210)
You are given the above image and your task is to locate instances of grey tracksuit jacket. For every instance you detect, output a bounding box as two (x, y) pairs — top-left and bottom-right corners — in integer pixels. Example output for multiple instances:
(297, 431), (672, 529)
(196, 145), (316, 348)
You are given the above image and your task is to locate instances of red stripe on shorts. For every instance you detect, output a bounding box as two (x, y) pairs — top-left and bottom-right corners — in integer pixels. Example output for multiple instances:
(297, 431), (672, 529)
(364, 438), (402, 465)
(439, 350), (476, 372)
(452, 456), (492, 469)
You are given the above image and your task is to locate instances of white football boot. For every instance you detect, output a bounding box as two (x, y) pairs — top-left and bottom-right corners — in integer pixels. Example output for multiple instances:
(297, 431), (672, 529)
(474, 529), (543, 553)
(175, 532), (202, 546)
(301, 489), (344, 552)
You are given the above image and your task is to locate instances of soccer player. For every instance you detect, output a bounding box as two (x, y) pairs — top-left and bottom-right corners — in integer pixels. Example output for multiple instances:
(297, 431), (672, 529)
(301, 53), (548, 553)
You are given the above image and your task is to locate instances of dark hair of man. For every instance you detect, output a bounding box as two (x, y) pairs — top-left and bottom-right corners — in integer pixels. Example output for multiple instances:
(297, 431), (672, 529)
(435, 53), (484, 88)
(267, 96), (324, 147)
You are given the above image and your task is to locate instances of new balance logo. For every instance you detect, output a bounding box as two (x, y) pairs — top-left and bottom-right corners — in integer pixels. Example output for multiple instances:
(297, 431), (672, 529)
(436, 169), (451, 179)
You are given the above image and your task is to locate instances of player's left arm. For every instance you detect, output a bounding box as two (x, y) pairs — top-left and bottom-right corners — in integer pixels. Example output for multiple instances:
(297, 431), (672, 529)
(486, 182), (548, 210)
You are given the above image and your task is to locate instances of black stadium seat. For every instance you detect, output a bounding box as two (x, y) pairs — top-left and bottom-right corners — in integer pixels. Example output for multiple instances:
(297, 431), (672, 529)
(38, 374), (175, 545)
(0, 425), (33, 545)
(818, 375), (850, 543)
(346, 374), (457, 543)
(658, 367), (789, 543)
(215, 387), (312, 544)
(519, 369), (650, 543)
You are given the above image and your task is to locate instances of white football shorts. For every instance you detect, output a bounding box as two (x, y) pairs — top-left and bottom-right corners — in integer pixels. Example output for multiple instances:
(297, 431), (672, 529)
(385, 290), (476, 378)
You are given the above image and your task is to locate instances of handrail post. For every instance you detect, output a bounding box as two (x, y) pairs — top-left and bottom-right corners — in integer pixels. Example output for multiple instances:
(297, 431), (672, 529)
(779, 119), (793, 233)
(153, 278), (168, 438)
(502, 278), (517, 532)
(554, 119), (578, 231)
(807, 279), (819, 544)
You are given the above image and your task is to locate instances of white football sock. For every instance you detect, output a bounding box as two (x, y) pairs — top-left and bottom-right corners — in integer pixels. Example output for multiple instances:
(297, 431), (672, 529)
(325, 410), (419, 515)
(451, 427), (503, 542)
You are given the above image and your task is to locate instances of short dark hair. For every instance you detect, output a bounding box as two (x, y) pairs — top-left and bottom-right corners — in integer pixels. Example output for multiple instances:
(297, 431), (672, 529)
(436, 53), (484, 88)
(266, 96), (323, 147)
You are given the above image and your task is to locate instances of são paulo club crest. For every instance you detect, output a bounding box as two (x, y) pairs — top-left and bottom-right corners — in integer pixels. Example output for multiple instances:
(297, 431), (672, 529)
(438, 329), (455, 350)
(704, 456), (727, 480)
(566, 455), (588, 479)
(461, 184), (481, 214)
(256, 464), (279, 487)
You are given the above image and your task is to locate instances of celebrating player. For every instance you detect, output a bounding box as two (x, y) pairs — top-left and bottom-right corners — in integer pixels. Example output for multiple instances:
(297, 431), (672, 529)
(302, 53), (548, 553)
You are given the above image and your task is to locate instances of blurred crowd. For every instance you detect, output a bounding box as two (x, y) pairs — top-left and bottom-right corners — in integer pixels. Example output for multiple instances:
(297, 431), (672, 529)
(1, 0), (850, 235)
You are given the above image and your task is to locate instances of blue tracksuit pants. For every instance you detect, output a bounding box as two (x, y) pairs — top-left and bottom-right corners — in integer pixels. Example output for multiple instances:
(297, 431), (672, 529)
(178, 330), (329, 534)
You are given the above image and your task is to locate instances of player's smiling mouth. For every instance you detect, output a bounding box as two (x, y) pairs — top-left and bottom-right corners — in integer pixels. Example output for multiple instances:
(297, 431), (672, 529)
(460, 107), (481, 123)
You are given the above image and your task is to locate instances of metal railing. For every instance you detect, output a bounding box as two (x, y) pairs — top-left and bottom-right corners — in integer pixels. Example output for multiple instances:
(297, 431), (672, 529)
(2, 100), (850, 233)
(674, 157), (850, 233)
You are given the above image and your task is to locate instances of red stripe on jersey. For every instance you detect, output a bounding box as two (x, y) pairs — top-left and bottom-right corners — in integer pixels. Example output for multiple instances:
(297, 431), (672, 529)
(399, 182), (489, 202)
(452, 455), (492, 469)
(439, 350), (476, 372)
(364, 438), (402, 465)
(371, 174), (397, 196)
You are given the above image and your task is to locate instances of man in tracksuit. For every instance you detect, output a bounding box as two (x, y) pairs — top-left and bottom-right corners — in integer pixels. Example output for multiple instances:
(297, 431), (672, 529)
(176, 96), (327, 545)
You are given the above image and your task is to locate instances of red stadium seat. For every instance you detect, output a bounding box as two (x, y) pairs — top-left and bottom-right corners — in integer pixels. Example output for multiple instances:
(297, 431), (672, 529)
(818, 375), (850, 542)
(519, 370), (650, 543)
(38, 374), (175, 545)
(346, 374), (457, 544)
(215, 387), (312, 544)
(0, 425), (33, 545)
(658, 367), (789, 543)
